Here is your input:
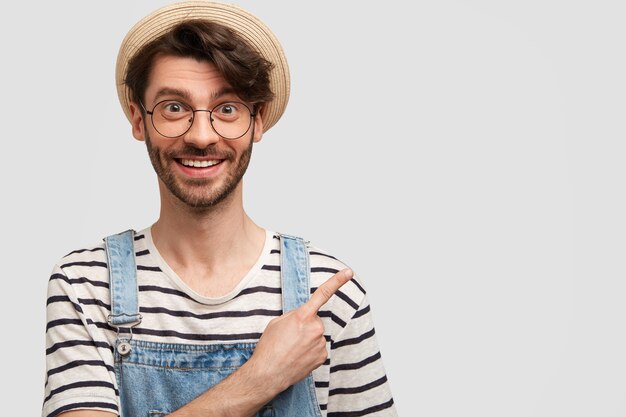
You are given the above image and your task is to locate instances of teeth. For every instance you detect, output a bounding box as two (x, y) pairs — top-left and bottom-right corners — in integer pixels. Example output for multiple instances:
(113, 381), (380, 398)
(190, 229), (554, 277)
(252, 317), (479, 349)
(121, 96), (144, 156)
(181, 159), (220, 168)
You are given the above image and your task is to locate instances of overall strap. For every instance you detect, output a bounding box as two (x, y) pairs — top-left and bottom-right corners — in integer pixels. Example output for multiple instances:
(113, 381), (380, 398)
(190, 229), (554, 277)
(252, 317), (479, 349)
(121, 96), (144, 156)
(104, 230), (142, 327)
(276, 233), (323, 417)
(280, 234), (311, 312)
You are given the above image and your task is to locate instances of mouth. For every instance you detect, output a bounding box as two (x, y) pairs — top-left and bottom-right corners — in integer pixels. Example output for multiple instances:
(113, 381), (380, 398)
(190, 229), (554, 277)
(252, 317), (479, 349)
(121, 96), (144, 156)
(174, 157), (226, 178)
(177, 158), (224, 168)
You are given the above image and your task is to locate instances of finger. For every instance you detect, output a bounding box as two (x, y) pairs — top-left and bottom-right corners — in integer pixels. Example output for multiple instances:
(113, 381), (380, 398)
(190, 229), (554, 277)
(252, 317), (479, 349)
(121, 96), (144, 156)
(303, 268), (354, 314)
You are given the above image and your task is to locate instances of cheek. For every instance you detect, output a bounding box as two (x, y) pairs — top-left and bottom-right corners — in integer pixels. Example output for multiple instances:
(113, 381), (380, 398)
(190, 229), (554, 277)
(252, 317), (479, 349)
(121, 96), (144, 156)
(146, 136), (167, 161)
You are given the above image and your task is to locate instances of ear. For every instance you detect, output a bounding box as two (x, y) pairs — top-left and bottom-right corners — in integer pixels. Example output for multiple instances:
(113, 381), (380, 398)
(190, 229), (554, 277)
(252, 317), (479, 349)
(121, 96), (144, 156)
(252, 111), (264, 143)
(129, 102), (146, 142)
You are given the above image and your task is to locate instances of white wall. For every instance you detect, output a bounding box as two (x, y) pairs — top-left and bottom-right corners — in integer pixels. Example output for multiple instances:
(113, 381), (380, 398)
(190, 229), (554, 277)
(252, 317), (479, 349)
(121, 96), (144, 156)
(5, 1), (626, 415)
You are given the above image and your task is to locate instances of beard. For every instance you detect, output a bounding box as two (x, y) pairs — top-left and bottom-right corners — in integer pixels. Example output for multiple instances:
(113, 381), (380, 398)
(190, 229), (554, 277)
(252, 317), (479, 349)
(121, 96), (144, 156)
(145, 131), (254, 210)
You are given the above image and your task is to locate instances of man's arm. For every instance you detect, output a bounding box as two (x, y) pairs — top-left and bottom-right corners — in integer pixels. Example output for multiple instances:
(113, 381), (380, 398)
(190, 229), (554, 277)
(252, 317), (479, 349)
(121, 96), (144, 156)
(165, 268), (354, 417)
(325, 289), (398, 416)
(58, 269), (354, 417)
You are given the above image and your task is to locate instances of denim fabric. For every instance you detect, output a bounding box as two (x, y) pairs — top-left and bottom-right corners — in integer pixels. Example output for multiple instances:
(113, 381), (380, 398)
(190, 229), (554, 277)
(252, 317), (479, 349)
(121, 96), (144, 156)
(106, 231), (322, 417)
(115, 341), (273, 417)
(275, 235), (323, 417)
(280, 234), (310, 314)
(104, 231), (141, 326)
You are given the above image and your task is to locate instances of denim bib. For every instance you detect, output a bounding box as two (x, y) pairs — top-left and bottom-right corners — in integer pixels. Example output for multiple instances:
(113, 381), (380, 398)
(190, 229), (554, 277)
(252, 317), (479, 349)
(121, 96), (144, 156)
(104, 230), (322, 417)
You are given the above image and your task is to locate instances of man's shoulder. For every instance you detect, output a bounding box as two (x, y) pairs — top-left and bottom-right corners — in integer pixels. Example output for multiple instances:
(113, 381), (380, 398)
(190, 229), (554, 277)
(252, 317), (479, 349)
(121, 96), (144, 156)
(57, 238), (107, 269)
(47, 236), (110, 296)
(274, 233), (352, 271)
(300, 238), (369, 314)
(54, 228), (148, 277)
(306, 243), (350, 270)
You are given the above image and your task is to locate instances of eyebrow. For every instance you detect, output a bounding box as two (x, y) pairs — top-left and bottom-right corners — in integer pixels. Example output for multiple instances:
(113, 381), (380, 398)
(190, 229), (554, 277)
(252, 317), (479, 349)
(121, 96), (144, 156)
(211, 87), (237, 101)
(153, 87), (192, 104)
(152, 87), (238, 105)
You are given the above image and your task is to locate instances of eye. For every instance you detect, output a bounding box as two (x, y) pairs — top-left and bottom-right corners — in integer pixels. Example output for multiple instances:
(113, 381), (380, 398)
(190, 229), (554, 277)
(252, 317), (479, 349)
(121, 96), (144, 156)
(213, 102), (243, 120)
(161, 101), (189, 113)
(156, 100), (191, 120)
(157, 101), (191, 121)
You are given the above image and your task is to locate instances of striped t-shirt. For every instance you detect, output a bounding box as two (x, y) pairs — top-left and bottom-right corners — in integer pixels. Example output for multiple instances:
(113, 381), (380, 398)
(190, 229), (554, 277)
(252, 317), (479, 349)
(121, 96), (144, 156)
(43, 228), (397, 417)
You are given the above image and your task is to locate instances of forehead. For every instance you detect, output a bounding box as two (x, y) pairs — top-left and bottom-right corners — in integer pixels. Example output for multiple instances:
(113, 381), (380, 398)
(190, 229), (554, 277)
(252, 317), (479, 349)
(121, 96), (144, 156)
(145, 54), (233, 103)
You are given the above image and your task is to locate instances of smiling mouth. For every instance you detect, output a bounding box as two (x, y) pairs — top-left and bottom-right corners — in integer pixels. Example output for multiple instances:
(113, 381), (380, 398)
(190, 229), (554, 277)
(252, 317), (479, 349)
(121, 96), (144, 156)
(178, 159), (223, 168)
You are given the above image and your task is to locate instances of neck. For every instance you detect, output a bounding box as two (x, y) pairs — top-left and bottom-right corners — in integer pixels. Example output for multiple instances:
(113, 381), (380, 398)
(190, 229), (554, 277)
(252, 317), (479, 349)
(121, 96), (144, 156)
(151, 181), (266, 295)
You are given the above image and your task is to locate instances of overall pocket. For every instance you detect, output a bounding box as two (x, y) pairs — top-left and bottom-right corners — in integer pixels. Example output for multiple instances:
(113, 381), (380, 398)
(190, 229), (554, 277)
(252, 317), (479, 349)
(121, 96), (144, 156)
(148, 405), (273, 417)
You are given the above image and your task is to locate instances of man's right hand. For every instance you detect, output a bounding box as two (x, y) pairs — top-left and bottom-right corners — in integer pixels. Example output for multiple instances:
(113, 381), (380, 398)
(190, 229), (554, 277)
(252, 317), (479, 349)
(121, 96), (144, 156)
(246, 268), (354, 392)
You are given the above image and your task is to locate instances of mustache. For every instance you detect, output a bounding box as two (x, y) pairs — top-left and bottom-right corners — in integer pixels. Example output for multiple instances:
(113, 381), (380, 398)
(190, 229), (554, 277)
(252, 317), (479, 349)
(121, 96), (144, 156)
(166, 144), (235, 160)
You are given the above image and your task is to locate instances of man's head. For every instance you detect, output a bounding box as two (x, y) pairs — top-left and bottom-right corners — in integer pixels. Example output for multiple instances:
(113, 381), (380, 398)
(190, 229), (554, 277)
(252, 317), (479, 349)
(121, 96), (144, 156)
(136, 54), (259, 209)
(116, 1), (290, 209)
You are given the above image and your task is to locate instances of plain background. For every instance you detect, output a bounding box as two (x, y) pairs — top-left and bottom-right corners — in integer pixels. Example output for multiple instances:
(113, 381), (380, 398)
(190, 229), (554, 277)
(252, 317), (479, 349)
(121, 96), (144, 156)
(4, 0), (626, 415)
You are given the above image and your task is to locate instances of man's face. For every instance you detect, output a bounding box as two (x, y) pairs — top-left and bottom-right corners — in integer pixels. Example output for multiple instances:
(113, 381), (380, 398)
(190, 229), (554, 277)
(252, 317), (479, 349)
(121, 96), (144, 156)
(129, 55), (263, 209)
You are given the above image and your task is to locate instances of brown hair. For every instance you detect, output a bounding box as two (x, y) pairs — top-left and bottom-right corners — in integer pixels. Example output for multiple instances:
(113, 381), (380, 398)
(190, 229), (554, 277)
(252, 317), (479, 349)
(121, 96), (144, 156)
(125, 19), (274, 112)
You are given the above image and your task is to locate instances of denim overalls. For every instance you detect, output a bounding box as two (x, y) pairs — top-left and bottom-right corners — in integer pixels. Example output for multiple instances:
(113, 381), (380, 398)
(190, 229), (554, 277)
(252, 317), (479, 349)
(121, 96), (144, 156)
(105, 230), (323, 417)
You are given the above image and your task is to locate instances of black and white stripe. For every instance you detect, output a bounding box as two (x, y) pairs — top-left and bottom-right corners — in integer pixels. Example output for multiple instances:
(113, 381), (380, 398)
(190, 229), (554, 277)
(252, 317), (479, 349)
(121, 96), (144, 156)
(43, 229), (396, 417)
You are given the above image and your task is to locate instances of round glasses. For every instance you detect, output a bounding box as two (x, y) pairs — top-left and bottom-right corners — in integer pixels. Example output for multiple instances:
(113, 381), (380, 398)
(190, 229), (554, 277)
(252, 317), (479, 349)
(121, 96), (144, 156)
(142, 100), (256, 140)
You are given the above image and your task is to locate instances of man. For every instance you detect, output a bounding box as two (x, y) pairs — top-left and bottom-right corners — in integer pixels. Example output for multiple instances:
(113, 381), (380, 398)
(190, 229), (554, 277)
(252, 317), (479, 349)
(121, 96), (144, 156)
(43, 2), (397, 416)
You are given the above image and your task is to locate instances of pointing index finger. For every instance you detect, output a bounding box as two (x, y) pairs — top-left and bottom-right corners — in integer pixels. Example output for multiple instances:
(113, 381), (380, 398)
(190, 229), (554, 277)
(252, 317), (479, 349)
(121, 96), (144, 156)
(303, 268), (354, 315)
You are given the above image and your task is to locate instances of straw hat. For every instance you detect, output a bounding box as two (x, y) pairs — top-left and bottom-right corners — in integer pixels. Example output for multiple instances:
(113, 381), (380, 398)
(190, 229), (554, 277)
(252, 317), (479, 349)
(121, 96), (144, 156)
(115, 1), (290, 132)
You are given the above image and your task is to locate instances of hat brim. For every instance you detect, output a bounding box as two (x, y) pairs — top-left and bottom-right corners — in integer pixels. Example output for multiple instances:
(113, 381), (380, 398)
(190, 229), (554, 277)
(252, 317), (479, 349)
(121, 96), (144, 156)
(115, 1), (290, 132)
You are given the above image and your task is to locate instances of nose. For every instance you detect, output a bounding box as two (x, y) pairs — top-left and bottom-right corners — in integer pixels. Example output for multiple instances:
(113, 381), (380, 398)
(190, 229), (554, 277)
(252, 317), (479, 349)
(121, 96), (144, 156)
(182, 110), (221, 148)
